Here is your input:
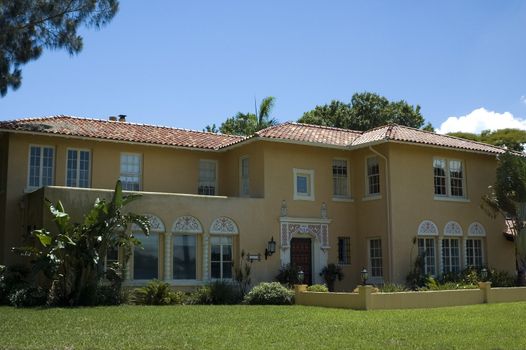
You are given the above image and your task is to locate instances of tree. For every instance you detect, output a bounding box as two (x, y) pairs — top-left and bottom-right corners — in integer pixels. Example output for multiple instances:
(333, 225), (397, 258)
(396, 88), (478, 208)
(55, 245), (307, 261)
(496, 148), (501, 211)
(0, 0), (119, 96)
(482, 152), (526, 286)
(15, 180), (150, 306)
(205, 96), (278, 136)
(448, 129), (526, 152)
(298, 92), (427, 131)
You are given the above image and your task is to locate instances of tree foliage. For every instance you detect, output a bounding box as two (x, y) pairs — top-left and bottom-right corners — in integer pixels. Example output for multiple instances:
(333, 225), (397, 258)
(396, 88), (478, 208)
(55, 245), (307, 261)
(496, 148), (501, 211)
(482, 152), (526, 285)
(205, 96), (278, 136)
(448, 129), (526, 152)
(14, 180), (149, 306)
(298, 92), (429, 131)
(0, 0), (119, 96)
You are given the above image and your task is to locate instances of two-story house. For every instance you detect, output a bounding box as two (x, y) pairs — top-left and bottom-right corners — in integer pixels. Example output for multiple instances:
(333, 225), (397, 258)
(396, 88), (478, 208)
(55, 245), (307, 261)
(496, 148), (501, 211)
(0, 115), (515, 290)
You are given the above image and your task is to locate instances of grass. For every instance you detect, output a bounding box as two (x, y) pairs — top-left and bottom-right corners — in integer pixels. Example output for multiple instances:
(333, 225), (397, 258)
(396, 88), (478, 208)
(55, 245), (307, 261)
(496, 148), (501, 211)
(1, 303), (526, 349)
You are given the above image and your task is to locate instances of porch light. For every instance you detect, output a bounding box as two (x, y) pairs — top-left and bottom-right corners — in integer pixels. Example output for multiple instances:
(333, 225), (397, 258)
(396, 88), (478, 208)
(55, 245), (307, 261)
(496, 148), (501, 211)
(297, 268), (305, 284)
(265, 236), (276, 260)
(481, 268), (488, 282)
(361, 268), (368, 285)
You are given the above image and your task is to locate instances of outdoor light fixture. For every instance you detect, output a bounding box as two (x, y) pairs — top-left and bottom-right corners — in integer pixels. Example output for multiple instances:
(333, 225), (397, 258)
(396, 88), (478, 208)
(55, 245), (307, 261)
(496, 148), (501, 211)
(297, 268), (305, 284)
(361, 268), (368, 285)
(481, 268), (488, 282)
(265, 236), (276, 260)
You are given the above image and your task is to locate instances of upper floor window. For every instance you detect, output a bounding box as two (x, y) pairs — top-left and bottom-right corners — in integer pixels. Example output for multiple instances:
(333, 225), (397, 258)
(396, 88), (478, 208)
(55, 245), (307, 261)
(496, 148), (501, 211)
(66, 149), (90, 188)
(338, 236), (351, 265)
(198, 160), (217, 195)
(240, 156), (249, 196)
(293, 168), (314, 201)
(28, 145), (54, 189)
(120, 153), (141, 191)
(333, 159), (349, 197)
(366, 156), (380, 196)
(433, 158), (465, 198)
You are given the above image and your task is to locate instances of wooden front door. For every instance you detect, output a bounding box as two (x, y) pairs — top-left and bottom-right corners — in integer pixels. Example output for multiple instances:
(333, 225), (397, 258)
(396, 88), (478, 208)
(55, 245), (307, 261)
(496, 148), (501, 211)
(290, 238), (312, 285)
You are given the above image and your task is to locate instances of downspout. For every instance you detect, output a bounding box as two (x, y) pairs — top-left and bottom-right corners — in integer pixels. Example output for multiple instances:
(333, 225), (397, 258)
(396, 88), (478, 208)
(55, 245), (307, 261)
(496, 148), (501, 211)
(369, 146), (393, 282)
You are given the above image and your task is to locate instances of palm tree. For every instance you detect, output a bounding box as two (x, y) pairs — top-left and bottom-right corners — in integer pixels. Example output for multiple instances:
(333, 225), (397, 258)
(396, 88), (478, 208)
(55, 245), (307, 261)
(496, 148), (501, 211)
(255, 96), (277, 130)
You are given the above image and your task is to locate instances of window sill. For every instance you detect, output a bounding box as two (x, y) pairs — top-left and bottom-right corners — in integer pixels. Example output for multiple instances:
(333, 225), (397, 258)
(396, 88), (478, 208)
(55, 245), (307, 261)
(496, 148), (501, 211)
(362, 195), (382, 201)
(293, 194), (315, 201)
(433, 196), (470, 203)
(332, 196), (354, 203)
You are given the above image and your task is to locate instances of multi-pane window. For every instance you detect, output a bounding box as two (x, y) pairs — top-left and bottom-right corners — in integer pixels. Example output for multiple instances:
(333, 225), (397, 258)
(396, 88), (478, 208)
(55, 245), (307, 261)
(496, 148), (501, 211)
(442, 238), (461, 274)
(133, 233), (159, 280)
(366, 157), (380, 195)
(240, 157), (249, 196)
(66, 149), (90, 188)
(173, 235), (196, 280)
(369, 239), (383, 278)
(210, 236), (232, 279)
(433, 158), (465, 198)
(105, 246), (119, 272)
(28, 145), (54, 188)
(466, 239), (483, 268)
(338, 237), (351, 265)
(433, 159), (447, 195)
(198, 160), (217, 195)
(120, 154), (141, 191)
(293, 169), (314, 200)
(418, 238), (436, 275)
(333, 159), (349, 197)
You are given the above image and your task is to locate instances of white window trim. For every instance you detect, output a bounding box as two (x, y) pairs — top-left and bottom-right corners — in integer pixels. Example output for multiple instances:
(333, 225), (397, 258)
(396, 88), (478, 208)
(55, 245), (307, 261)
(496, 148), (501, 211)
(365, 156), (380, 197)
(239, 155), (250, 197)
(418, 237), (437, 276)
(120, 152), (142, 191)
(337, 236), (351, 266)
(65, 148), (91, 188)
(293, 168), (315, 201)
(440, 237), (461, 275)
(26, 144), (55, 191)
(367, 237), (384, 283)
(433, 157), (467, 200)
(210, 235), (234, 281)
(332, 158), (352, 200)
(464, 237), (485, 268)
(199, 159), (218, 195)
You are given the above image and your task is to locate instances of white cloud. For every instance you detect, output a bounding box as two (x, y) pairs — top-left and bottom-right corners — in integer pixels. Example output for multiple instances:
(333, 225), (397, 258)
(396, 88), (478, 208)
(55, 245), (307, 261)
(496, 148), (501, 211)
(436, 108), (526, 134)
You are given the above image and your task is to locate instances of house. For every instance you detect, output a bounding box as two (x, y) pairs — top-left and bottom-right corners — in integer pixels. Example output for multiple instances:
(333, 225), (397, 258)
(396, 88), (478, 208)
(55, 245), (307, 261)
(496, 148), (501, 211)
(0, 115), (515, 290)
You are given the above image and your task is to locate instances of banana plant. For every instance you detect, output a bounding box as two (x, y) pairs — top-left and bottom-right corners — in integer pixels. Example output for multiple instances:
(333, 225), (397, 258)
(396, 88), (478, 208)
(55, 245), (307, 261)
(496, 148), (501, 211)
(15, 180), (150, 305)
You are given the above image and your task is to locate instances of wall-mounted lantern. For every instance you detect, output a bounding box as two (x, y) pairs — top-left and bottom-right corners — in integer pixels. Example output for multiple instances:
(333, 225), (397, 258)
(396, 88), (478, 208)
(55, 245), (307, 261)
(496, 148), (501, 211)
(265, 236), (276, 260)
(361, 268), (368, 286)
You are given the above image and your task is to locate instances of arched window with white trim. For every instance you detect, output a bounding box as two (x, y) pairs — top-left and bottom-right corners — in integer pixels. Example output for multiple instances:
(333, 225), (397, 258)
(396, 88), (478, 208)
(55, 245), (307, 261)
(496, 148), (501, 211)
(417, 220), (438, 276)
(209, 217), (238, 280)
(132, 214), (165, 280)
(466, 222), (486, 268)
(442, 221), (462, 274)
(172, 216), (203, 281)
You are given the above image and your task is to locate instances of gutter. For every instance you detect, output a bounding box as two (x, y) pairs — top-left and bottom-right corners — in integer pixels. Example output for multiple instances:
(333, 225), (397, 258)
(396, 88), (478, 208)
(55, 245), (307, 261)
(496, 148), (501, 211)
(369, 145), (394, 282)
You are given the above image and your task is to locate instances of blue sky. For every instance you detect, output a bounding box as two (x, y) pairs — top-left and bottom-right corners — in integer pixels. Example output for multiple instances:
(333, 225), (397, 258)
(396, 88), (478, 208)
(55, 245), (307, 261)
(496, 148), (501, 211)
(2, 1), (526, 133)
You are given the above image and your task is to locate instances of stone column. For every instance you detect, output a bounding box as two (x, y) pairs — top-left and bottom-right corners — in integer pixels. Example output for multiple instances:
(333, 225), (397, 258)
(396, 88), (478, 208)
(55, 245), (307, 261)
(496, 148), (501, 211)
(164, 232), (171, 281)
(478, 281), (492, 304)
(203, 234), (209, 281)
(358, 285), (374, 310)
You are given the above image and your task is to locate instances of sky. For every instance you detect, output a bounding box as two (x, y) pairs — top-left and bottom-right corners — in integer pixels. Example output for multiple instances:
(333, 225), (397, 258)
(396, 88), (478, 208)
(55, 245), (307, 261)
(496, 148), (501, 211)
(2, 1), (526, 134)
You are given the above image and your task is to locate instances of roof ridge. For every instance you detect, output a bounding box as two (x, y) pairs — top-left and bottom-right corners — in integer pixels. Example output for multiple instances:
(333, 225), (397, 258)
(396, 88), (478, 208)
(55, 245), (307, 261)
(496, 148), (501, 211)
(288, 121), (363, 134)
(4, 115), (245, 140)
(255, 121), (293, 135)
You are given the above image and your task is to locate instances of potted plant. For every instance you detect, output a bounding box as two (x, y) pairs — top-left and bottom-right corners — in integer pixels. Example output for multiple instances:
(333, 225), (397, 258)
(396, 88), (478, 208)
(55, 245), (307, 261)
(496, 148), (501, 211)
(320, 263), (344, 292)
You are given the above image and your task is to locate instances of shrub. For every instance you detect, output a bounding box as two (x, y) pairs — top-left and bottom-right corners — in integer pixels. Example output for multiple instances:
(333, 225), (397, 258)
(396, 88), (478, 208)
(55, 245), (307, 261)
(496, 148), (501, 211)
(189, 280), (241, 305)
(489, 270), (516, 287)
(379, 283), (408, 293)
(306, 284), (329, 292)
(9, 287), (47, 308)
(320, 264), (343, 292)
(0, 264), (30, 305)
(276, 264), (301, 288)
(244, 282), (294, 305)
(134, 280), (183, 305)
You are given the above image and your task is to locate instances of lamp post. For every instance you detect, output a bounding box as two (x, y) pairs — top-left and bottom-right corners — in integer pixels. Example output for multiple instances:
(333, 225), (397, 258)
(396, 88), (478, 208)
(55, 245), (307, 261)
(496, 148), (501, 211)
(297, 267), (305, 284)
(361, 268), (368, 286)
(481, 268), (488, 282)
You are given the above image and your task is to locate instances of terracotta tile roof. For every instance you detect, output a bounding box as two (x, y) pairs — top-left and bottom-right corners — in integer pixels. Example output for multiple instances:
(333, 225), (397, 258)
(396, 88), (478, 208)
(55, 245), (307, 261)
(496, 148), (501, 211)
(352, 124), (507, 154)
(0, 116), (509, 154)
(0, 115), (245, 150)
(255, 122), (362, 147)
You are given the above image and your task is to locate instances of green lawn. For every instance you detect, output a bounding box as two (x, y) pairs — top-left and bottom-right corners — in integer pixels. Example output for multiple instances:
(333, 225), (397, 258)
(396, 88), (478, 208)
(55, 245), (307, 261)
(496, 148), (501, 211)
(1, 303), (525, 349)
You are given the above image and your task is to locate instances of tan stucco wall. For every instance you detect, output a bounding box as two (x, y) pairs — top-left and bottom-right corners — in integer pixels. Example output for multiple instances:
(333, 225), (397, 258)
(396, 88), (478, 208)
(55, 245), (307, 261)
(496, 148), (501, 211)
(0, 131), (515, 291)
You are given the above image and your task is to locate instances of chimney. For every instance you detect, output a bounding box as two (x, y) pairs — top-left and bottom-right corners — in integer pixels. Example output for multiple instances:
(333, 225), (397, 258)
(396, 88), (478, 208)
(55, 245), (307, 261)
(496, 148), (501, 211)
(118, 114), (127, 122)
(108, 116), (117, 121)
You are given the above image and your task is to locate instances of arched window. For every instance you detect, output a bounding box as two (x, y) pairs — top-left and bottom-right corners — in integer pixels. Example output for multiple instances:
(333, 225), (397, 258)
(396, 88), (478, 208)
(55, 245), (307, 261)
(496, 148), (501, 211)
(466, 222), (486, 268)
(417, 220), (438, 275)
(132, 214), (164, 280)
(210, 217), (238, 280)
(172, 216), (203, 280)
(442, 221), (462, 274)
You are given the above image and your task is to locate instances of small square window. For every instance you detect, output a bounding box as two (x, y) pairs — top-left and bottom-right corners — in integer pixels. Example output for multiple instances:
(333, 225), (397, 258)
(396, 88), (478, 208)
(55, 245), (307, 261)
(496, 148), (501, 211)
(293, 169), (314, 201)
